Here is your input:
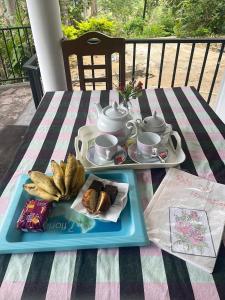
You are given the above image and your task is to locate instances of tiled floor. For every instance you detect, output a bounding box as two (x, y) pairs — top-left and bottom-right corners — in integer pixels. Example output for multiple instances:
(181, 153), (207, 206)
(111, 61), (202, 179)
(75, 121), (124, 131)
(0, 83), (35, 179)
(0, 83), (35, 130)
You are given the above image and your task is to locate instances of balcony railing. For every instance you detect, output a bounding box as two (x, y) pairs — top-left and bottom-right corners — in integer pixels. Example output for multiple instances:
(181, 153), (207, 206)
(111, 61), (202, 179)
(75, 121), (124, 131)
(0, 26), (34, 83)
(0, 25), (225, 108)
(126, 38), (225, 104)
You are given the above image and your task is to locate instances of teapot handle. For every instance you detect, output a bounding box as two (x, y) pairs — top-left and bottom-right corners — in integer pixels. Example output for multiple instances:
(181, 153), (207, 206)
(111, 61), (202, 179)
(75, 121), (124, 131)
(126, 119), (142, 139)
(166, 123), (173, 133)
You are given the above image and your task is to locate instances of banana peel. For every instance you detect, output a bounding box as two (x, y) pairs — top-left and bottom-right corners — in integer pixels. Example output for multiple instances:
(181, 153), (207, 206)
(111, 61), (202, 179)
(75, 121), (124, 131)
(64, 153), (78, 195)
(24, 154), (85, 202)
(60, 160), (66, 174)
(51, 160), (65, 195)
(28, 171), (60, 197)
(23, 183), (60, 202)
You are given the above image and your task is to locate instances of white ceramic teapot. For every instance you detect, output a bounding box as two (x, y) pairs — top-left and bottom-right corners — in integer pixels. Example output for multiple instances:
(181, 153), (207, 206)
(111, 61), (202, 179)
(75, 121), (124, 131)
(140, 111), (168, 134)
(95, 102), (132, 144)
(141, 112), (172, 144)
(127, 111), (172, 145)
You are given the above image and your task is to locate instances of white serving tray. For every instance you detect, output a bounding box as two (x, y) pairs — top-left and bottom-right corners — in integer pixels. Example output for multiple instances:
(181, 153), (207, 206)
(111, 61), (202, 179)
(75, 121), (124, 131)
(74, 125), (186, 170)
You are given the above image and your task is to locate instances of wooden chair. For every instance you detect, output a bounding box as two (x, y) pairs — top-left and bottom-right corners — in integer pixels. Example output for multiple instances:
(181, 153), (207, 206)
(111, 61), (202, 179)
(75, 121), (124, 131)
(61, 31), (125, 91)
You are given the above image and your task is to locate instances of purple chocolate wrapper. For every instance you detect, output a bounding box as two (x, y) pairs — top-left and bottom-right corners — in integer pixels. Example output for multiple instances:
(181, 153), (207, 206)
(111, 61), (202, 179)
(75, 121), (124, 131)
(17, 199), (52, 232)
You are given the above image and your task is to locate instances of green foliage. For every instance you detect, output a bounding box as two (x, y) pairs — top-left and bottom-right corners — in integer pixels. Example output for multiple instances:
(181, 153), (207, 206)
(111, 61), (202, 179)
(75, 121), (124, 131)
(9, 41), (31, 75)
(0, 0), (29, 27)
(124, 17), (145, 37)
(98, 0), (225, 38)
(167, 0), (225, 37)
(143, 24), (171, 38)
(0, 1), (33, 81)
(67, 1), (86, 23)
(174, 22), (210, 37)
(158, 8), (175, 34)
(76, 17), (115, 36)
(143, 0), (160, 19)
(60, 0), (92, 24)
(14, 1), (30, 26)
(2, 0), (225, 83)
(62, 17), (116, 39)
(62, 25), (78, 39)
(98, 0), (141, 23)
(144, 5), (175, 37)
(0, 30), (33, 79)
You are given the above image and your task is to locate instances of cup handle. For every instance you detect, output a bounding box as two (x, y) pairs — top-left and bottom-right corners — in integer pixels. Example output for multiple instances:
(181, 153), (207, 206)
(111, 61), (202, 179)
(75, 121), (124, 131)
(105, 149), (111, 160)
(169, 130), (182, 152)
(126, 119), (140, 139)
(75, 137), (83, 160)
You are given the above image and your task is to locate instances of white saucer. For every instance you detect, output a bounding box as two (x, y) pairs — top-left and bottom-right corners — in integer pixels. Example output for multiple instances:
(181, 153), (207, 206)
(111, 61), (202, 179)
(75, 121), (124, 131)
(128, 143), (168, 164)
(86, 146), (127, 166)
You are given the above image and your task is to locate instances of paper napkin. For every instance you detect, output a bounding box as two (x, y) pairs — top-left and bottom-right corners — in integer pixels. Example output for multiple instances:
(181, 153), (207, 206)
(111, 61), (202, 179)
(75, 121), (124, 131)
(144, 168), (225, 273)
(71, 174), (129, 222)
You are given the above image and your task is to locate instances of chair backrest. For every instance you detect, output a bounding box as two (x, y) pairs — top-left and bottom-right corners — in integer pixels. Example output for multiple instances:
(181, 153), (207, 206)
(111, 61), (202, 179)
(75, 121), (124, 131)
(61, 31), (125, 91)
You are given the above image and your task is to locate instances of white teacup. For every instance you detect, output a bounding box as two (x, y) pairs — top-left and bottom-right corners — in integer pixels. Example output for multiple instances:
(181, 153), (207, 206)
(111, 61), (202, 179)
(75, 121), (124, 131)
(137, 132), (161, 158)
(95, 134), (118, 161)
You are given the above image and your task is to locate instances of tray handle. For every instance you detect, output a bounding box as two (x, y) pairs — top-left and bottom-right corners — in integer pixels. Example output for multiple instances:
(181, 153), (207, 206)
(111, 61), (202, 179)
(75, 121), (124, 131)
(169, 131), (182, 152)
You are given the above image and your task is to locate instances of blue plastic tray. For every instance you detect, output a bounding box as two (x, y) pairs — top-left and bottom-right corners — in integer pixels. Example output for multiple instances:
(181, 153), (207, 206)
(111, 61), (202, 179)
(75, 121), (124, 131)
(0, 170), (149, 253)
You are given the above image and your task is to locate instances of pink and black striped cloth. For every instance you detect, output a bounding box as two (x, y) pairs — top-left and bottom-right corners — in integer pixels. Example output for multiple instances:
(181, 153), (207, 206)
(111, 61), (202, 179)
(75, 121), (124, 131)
(0, 87), (225, 299)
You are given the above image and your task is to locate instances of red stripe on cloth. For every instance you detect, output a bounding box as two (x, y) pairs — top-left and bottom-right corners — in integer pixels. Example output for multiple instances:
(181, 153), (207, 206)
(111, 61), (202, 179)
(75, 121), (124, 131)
(144, 283), (170, 299)
(95, 282), (120, 300)
(0, 281), (28, 300)
(140, 244), (162, 257)
(45, 283), (73, 300)
(191, 283), (220, 300)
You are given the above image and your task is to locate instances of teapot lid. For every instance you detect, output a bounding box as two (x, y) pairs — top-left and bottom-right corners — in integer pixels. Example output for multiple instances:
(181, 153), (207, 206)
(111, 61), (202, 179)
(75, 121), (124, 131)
(144, 111), (165, 127)
(104, 102), (128, 119)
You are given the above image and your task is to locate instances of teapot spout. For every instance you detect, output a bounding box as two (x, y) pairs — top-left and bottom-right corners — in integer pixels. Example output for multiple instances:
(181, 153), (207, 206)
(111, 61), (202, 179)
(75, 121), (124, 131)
(95, 103), (102, 117)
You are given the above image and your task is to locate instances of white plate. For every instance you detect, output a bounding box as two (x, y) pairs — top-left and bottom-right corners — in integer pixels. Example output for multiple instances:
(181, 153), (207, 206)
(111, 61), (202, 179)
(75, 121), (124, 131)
(128, 143), (168, 164)
(86, 145), (127, 166)
(128, 143), (158, 164)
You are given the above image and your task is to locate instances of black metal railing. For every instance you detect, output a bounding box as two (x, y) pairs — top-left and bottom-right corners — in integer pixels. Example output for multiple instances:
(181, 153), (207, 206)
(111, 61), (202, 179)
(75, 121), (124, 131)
(1, 29), (225, 107)
(0, 26), (34, 83)
(126, 38), (225, 104)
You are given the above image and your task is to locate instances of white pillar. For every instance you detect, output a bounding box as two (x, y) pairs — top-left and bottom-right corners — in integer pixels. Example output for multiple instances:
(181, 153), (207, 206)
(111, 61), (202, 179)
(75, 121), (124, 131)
(26, 0), (67, 92)
(215, 69), (225, 123)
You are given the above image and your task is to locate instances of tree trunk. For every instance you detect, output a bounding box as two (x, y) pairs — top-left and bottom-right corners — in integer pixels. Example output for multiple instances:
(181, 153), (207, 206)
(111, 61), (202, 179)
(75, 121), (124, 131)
(3, 0), (16, 25)
(91, 0), (97, 16)
(59, 0), (70, 25)
(5, 0), (16, 16)
(83, 0), (88, 19)
(143, 0), (147, 19)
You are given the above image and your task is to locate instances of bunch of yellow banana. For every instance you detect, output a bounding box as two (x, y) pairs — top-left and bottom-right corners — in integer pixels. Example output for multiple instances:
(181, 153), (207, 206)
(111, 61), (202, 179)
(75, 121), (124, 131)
(23, 154), (85, 202)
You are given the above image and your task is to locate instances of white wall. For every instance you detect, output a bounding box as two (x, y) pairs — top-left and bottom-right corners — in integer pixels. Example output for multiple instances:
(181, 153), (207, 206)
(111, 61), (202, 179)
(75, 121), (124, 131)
(215, 69), (225, 123)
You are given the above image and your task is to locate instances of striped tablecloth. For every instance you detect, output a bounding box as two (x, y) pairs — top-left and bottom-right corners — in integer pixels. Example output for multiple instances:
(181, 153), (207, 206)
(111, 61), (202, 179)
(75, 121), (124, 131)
(0, 87), (225, 300)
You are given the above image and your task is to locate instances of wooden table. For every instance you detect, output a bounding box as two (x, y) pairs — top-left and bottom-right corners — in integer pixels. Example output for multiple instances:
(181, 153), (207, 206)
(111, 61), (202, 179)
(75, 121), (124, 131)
(0, 87), (225, 299)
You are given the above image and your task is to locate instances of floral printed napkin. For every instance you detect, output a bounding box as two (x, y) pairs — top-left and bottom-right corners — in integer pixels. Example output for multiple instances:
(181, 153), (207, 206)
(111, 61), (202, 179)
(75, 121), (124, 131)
(144, 168), (225, 273)
(169, 207), (216, 257)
